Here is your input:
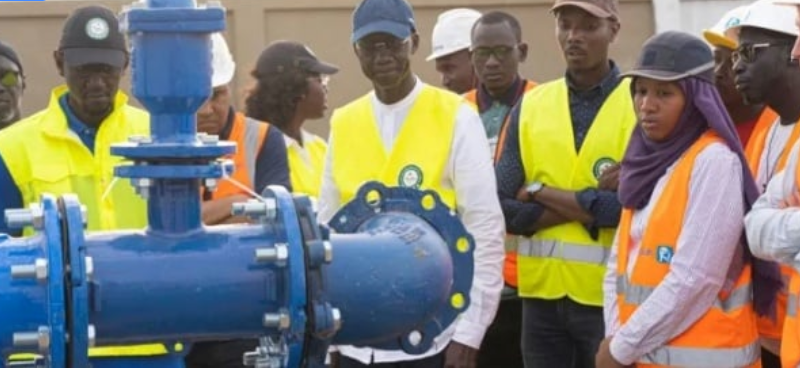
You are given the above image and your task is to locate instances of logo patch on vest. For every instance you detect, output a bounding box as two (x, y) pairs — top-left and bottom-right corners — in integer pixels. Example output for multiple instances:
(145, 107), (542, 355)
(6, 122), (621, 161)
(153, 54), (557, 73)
(593, 157), (617, 180)
(398, 165), (423, 189)
(656, 245), (674, 264)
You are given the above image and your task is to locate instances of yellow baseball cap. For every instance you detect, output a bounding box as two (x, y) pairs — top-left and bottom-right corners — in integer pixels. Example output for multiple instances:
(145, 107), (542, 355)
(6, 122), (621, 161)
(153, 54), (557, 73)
(702, 5), (748, 50)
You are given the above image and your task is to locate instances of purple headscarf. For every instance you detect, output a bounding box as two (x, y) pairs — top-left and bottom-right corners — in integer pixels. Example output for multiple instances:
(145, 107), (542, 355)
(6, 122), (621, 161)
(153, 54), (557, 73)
(619, 77), (782, 317)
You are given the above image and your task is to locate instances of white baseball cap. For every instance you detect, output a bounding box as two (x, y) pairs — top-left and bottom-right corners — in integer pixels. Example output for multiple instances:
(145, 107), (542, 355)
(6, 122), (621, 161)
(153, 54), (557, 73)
(774, 0), (800, 5)
(426, 8), (482, 62)
(211, 32), (236, 88)
(702, 6), (748, 49)
(728, 0), (799, 37)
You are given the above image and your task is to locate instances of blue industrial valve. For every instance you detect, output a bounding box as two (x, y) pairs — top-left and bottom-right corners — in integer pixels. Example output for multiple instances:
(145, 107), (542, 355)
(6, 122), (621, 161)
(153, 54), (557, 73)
(0, 0), (475, 368)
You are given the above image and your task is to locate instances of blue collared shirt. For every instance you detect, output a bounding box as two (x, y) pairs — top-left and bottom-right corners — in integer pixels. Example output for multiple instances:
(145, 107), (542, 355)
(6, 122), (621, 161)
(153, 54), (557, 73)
(495, 62), (623, 238)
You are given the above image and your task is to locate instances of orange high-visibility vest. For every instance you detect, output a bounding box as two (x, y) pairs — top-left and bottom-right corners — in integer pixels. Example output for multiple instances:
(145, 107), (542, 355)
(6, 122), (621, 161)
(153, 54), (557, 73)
(784, 269), (800, 367)
(617, 131), (760, 367)
(782, 151), (800, 367)
(744, 107), (779, 176)
(209, 112), (268, 200)
(744, 107), (798, 341)
(464, 80), (536, 288)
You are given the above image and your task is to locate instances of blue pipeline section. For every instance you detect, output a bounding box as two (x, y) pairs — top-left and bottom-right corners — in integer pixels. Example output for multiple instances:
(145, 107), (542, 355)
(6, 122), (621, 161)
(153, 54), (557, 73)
(0, 0), (476, 367)
(326, 216), (452, 346)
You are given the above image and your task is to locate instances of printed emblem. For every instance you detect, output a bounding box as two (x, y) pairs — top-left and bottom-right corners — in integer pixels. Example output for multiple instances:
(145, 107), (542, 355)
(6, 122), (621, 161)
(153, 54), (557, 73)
(398, 165), (423, 189)
(725, 17), (741, 29)
(592, 157), (617, 180)
(656, 245), (674, 264)
(86, 18), (110, 40)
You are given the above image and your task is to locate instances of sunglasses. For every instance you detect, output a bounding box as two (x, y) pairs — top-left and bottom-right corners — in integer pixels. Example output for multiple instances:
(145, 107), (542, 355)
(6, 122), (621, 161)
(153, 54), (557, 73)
(0, 71), (20, 88)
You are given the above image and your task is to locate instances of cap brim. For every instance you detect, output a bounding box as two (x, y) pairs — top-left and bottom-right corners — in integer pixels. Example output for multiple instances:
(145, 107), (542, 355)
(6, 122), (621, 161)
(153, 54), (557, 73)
(62, 48), (125, 68)
(551, 2), (613, 18)
(774, 0), (800, 5)
(702, 30), (737, 50)
(352, 20), (412, 43)
(308, 60), (340, 75)
(621, 61), (715, 82)
(426, 46), (467, 62)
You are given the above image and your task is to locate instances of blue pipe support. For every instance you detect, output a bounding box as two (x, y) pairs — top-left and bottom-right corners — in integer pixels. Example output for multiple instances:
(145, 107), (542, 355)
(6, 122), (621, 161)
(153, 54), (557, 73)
(0, 0), (476, 367)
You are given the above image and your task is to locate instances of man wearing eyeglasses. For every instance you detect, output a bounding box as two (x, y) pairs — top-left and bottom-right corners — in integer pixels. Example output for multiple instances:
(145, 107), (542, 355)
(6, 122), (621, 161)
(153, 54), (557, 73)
(729, 0), (800, 367)
(703, 6), (770, 149)
(731, 0), (800, 191)
(319, 0), (505, 368)
(495, 0), (635, 367)
(461, 10), (534, 369)
(0, 41), (24, 130)
(465, 11), (536, 159)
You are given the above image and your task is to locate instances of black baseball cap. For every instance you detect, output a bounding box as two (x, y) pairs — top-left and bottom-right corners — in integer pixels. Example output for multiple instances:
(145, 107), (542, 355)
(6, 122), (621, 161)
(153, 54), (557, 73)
(59, 5), (127, 68)
(255, 41), (339, 77)
(621, 31), (714, 83)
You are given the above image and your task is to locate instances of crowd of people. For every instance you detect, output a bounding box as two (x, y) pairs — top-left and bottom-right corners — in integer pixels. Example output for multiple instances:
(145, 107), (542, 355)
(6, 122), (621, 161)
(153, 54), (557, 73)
(4, 0), (800, 367)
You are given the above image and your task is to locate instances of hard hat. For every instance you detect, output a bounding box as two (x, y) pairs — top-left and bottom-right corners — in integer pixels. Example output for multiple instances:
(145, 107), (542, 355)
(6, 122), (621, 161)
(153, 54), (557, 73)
(774, 0), (800, 5)
(426, 8), (482, 62)
(702, 6), (748, 50)
(728, 0), (799, 37)
(211, 32), (236, 88)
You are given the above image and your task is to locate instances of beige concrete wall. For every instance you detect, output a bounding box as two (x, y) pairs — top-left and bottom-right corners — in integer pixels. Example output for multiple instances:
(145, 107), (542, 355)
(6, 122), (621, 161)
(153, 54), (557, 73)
(0, 0), (654, 137)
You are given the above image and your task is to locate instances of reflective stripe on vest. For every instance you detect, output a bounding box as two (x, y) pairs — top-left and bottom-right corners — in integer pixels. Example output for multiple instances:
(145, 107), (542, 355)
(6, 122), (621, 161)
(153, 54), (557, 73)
(515, 78), (635, 304)
(243, 117), (261, 189)
(638, 341), (761, 368)
(211, 113), (268, 199)
(617, 275), (752, 313)
(790, 293), (797, 317)
(518, 238), (609, 266)
(329, 84), (460, 209)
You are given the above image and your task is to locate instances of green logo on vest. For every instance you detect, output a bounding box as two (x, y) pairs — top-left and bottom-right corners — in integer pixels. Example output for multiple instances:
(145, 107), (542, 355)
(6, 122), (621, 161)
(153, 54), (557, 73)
(593, 157), (617, 180)
(398, 165), (423, 189)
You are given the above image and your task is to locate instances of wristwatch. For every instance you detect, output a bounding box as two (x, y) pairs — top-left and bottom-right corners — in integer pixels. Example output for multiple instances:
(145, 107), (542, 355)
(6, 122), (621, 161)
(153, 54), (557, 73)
(526, 181), (545, 201)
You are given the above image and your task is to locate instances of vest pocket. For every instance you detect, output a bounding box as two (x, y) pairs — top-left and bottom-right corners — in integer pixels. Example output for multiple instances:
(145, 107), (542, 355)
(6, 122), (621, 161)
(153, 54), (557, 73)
(29, 165), (74, 197)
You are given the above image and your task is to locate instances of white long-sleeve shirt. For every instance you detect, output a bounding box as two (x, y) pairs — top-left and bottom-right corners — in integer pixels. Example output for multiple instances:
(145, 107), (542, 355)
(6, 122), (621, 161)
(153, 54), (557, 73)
(318, 78), (506, 364)
(745, 139), (800, 269)
(604, 143), (745, 365)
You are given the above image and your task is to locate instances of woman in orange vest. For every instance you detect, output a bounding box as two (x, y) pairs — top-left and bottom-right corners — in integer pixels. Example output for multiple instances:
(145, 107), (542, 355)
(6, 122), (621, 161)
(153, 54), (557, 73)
(244, 40), (339, 198)
(597, 31), (782, 368)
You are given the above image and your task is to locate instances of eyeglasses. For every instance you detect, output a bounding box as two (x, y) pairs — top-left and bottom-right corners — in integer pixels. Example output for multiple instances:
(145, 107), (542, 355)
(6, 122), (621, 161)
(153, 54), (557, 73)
(732, 42), (790, 64)
(0, 71), (20, 88)
(354, 37), (411, 56)
(471, 45), (518, 62)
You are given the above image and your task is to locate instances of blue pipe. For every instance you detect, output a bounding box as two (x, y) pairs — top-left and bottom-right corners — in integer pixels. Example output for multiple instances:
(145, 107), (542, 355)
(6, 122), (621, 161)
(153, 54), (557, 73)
(85, 226), (275, 343)
(326, 214), (452, 346)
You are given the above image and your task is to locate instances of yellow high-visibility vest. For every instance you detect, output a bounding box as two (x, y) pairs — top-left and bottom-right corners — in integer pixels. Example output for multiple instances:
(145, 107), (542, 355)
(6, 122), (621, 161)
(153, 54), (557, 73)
(329, 85), (461, 209)
(288, 132), (327, 198)
(516, 78), (636, 306)
(0, 85), (171, 358)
